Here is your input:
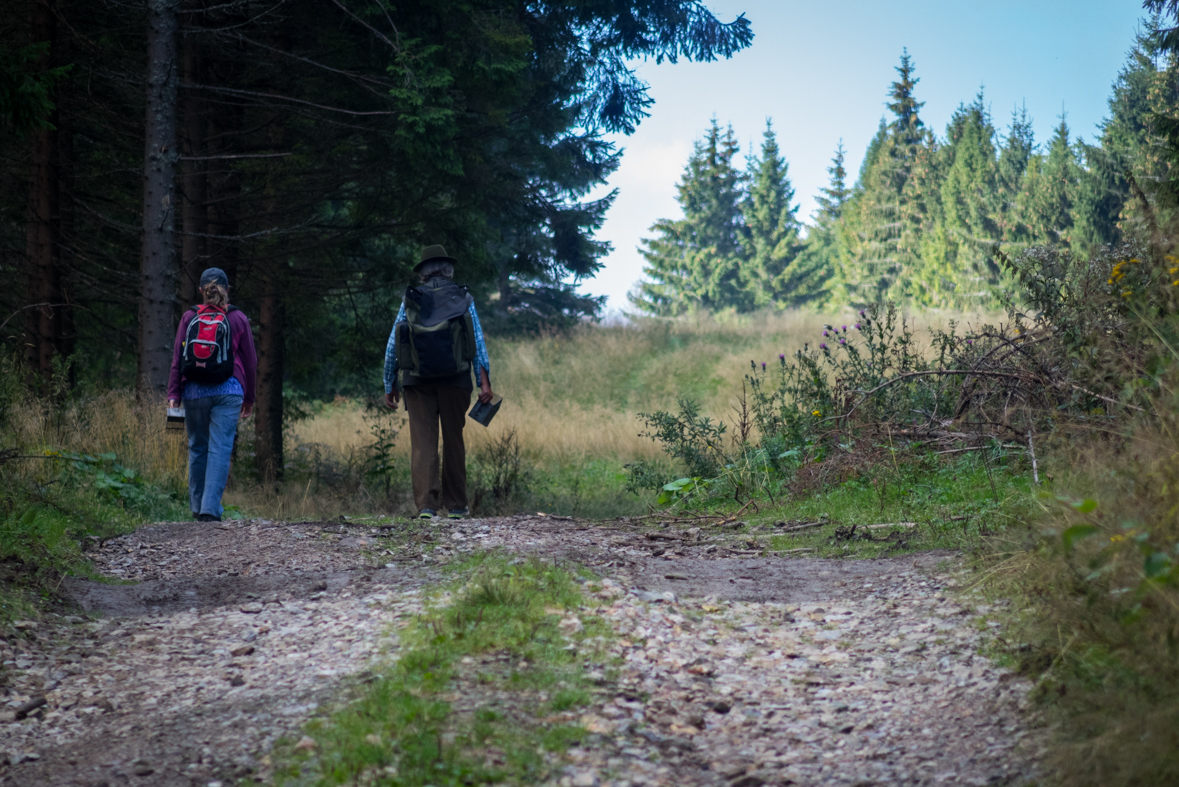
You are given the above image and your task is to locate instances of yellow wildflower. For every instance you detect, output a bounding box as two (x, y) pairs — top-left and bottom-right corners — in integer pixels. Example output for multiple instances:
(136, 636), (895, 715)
(1122, 288), (1133, 298)
(812, 410), (822, 417)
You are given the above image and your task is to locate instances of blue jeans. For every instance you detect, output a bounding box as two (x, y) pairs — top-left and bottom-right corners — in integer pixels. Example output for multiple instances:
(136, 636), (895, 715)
(184, 394), (242, 518)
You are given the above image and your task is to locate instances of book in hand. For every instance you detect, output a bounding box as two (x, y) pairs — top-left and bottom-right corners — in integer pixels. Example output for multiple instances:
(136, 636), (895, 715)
(166, 406), (186, 433)
(468, 394), (503, 427)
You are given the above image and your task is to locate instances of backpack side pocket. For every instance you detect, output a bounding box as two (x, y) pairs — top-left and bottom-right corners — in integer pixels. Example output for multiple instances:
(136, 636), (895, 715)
(396, 321), (416, 378)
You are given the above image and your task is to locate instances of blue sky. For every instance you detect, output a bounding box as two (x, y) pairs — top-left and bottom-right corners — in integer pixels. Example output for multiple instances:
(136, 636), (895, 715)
(583, 0), (1149, 312)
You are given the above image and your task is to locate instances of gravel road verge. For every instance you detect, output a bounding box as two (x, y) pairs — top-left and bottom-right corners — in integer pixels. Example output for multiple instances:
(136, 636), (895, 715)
(0, 516), (1038, 786)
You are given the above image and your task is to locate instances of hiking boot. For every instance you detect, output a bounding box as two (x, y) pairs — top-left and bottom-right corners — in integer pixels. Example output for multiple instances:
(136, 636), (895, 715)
(197, 513), (221, 523)
(417, 509), (436, 519)
(447, 508), (468, 519)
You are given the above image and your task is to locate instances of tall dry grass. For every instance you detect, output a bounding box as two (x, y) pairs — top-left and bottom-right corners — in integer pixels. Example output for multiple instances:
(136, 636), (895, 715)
(7, 391), (188, 489)
(293, 307), (1000, 467)
(2, 308), (998, 519)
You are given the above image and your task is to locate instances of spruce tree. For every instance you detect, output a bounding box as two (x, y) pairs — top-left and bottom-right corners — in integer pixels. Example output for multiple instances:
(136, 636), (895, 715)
(633, 119), (748, 314)
(930, 92), (1004, 303)
(1017, 118), (1081, 245)
(1073, 20), (1179, 247)
(743, 120), (806, 307)
(995, 105), (1035, 242)
(815, 141), (850, 220)
(795, 142), (851, 305)
(848, 50), (935, 302)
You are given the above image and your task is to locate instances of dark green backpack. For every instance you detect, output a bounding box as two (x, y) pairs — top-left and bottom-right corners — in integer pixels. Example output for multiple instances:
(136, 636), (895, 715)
(396, 279), (476, 380)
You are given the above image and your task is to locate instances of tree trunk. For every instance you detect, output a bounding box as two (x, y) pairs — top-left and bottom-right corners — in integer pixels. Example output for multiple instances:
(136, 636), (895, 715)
(179, 18), (206, 306)
(137, 0), (180, 398)
(204, 95), (240, 286)
(24, 0), (66, 390)
(254, 281), (284, 483)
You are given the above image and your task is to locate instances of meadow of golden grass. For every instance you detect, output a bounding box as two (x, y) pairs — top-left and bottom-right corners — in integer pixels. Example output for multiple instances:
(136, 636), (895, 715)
(5, 308), (999, 518)
(8, 391), (188, 487)
(292, 307), (999, 466)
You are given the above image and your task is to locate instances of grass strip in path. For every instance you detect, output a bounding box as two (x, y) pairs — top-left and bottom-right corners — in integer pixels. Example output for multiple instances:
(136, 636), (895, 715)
(272, 553), (613, 786)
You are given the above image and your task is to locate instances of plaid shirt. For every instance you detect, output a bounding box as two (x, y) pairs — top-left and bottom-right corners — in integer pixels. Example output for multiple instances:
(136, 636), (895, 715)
(383, 300), (490, 393)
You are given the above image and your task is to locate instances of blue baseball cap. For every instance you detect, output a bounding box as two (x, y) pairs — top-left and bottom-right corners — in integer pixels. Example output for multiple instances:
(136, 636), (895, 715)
(199, 267), (229, 287)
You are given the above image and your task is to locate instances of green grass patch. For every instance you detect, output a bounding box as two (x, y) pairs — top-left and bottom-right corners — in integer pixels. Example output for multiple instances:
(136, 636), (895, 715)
(0, 450), (188, 621)
(695, 451), (1036, 559)
(272, 554), (613, 786)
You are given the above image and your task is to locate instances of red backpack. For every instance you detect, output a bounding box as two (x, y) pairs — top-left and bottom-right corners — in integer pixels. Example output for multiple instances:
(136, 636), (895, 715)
(181, 305), (237, 384)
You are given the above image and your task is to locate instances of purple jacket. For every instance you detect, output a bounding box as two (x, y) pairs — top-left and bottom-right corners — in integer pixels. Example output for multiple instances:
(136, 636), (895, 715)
(167, 307), (257, 405)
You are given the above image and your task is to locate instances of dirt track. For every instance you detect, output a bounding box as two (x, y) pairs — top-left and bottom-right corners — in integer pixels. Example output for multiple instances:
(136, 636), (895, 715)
(0, 516), (1037, 786)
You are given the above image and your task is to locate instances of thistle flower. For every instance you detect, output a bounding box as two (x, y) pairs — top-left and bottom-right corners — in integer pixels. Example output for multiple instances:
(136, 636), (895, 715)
(820, 343), (828, 350)
(966, 339), (973, 345)
(839, 337), (846, 344)
(822, 330), (829, 337)
(761, 362), (766, 370)
(859, 310), (866, 318)
(854, 323), (861, 330)
(841, 325), (847, 331)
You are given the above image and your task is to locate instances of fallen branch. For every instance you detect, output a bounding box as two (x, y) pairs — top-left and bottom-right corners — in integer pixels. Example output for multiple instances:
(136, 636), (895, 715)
(774, 520), (826, 533)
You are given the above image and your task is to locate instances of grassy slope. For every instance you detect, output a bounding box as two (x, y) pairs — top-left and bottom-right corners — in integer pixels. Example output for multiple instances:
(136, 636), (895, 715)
(283, 309), (998, 519)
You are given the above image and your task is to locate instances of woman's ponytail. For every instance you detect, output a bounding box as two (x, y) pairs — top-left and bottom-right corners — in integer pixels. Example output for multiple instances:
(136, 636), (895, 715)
(201, 283), (229, 308)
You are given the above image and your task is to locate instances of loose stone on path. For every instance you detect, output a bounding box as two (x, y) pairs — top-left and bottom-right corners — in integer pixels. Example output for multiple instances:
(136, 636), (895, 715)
(0, 516), (1038, 786)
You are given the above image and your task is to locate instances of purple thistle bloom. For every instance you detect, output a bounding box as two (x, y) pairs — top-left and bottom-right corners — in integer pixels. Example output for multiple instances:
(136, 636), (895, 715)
(854, 323), (862, 330)
(841, 325), (847, 331)
(822, 330), (829, 337)
(966, 339), (973, 345)
(839, 337), (846, 344)
(859, 310), (866, 318)
(761, 362), (766, 370)
(820, 343), (827, 350)
(779, 353), (785, 360)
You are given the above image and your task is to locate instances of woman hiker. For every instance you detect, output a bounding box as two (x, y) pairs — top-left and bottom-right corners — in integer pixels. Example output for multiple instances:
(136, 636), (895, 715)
(167, 268), (257, 522)
(384, 245), (493, 519)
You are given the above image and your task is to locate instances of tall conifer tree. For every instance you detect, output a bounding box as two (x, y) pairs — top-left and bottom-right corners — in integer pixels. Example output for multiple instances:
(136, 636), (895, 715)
(848, 49), (934, 302)
(795, 142), (850, 305)
(633, 119), (747, 314)
(1017, 118), (1081, 244)
(743, 120), (806, 307)
(995, 106), (1035, 242)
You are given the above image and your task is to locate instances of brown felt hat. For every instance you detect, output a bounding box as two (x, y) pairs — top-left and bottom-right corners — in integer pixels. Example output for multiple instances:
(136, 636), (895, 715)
(414, 244), (458, 271)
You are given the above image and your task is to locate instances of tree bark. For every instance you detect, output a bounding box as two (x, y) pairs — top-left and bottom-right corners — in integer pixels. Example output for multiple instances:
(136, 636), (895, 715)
(24, 0), (67, 390)
(204, 86), (240, 286)
(137, 0), (180, 398)
(179, 18), (206, 306)
(254, 280), (284, 483)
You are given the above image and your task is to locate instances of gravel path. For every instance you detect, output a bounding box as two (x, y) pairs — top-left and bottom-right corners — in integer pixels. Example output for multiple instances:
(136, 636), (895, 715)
(0, 516), (1038, 786)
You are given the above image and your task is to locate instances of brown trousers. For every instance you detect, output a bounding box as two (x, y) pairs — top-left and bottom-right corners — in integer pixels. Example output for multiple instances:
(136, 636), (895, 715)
(404, 385), (471, 512)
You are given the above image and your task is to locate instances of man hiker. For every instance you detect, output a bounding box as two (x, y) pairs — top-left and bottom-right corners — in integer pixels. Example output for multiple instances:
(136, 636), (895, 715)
(384, 245), (493, 519)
